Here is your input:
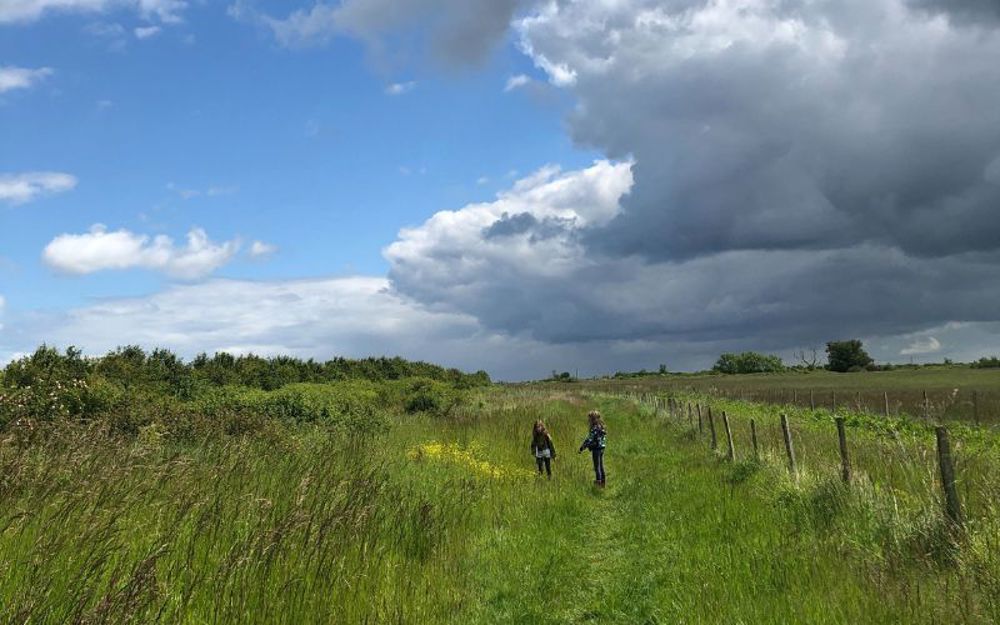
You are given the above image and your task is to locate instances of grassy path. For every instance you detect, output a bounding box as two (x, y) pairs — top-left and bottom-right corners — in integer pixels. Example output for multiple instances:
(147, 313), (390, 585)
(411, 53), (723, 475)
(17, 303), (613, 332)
(448, 397), (965, 624)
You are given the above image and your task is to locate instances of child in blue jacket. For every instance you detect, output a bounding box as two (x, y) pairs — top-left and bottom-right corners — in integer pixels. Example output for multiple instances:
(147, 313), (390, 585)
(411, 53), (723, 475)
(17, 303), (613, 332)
(578, 410), (607, 487)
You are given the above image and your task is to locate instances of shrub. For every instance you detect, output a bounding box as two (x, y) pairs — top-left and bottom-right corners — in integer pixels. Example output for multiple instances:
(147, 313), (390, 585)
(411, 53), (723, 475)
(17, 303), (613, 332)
(713, 352), (785, 374)
(402, 378), (460, 417)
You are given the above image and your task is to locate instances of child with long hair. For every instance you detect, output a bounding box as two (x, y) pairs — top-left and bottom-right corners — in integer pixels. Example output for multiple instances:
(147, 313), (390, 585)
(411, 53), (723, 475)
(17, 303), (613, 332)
(578, 410), (607, 487)
(530, 420), (556, 478)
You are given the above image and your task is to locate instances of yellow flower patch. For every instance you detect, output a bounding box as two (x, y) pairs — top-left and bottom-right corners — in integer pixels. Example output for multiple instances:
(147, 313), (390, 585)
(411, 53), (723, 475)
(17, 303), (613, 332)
(407, 441), (533, 480)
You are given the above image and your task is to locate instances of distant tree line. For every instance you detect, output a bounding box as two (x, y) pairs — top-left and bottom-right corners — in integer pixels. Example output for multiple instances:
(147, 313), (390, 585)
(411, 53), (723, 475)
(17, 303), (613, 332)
(972, 356), (1000, 369)
(0, 345), (490, 397)
(0, 345), (491, 433)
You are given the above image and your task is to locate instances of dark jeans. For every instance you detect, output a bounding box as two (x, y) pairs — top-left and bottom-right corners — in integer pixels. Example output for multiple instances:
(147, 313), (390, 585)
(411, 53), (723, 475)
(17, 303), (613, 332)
(536, 456), (551, 477)
(591, 448), (606, 482)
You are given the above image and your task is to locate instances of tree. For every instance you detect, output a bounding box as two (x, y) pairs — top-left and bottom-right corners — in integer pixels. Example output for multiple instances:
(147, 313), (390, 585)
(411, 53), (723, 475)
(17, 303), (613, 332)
(796, 347), (819, 370)
(713, 352), (784, 374)
(826, 340), (873, 372)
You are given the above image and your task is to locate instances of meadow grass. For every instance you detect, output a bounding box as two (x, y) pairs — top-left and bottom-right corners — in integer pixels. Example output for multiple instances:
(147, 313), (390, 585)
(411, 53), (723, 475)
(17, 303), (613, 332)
(3, 387), (1000, 623)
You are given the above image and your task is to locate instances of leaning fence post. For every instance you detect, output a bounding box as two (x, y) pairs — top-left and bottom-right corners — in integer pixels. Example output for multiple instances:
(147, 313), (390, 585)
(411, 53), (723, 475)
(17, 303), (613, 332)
(780, 414), (796, 476)
(935, 426), (963, 529)
(708, 407), (718, 451)
(697, 404), (703, 434)
(750, 419), (759, 459)
(835, 417), (851, 485)
(722, 411), (735, 461)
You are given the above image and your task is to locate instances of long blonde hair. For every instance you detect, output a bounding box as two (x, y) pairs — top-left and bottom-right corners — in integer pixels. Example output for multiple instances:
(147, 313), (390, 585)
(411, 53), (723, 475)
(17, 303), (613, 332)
(587, 410), (606, 432)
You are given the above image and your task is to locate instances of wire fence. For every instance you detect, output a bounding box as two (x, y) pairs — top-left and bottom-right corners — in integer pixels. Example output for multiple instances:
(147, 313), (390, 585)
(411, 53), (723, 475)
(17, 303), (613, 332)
(606, 390), (1000, 532)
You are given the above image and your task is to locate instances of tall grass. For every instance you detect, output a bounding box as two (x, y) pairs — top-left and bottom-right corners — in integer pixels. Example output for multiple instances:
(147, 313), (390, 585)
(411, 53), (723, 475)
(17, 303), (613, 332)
(3, 387), (1000, 623)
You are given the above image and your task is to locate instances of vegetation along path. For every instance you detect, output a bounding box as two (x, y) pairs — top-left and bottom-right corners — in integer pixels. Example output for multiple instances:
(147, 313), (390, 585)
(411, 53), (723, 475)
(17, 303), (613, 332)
(449, 394), (974, 624)
(3, 386), (998, 623)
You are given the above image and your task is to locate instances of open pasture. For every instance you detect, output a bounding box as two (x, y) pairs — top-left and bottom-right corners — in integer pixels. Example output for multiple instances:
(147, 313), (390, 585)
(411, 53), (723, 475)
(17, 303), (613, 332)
(581, 367), (1000, 425)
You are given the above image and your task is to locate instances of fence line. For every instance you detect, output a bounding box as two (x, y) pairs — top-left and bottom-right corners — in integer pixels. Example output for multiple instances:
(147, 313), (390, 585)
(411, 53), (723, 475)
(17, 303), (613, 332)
(610, 390), (973, 534)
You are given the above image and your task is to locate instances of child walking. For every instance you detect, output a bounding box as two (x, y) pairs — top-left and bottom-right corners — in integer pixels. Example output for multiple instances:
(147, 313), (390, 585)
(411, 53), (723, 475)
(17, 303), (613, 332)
(531, 420), (556, 478)
(578, 410), (607, 487)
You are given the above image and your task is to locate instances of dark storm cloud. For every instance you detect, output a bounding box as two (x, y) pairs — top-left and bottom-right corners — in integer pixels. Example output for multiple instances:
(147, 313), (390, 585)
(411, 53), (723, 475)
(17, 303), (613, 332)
(909, 0), (1000, 22)
(384, 0), (1000, 363)
(535, 1), (1000, 263)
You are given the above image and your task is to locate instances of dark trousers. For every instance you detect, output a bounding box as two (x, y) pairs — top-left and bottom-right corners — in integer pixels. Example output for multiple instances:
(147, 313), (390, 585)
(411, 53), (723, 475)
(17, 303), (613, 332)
(536, 456), (551, 477)
(591, 448), (606, 482)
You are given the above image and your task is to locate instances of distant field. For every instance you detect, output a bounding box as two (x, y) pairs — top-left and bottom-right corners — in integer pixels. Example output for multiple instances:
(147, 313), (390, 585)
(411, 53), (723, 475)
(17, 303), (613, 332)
(577, 367), (1000, 424)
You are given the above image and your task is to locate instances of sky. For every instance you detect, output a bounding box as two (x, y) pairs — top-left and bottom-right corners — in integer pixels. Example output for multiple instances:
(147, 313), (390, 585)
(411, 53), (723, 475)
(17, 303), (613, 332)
(3, 0), (1000, 379)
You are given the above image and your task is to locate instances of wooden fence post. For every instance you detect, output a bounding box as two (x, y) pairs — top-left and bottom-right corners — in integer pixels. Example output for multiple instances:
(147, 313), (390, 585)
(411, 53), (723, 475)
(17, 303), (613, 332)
(722, 411), (735, 462)
(810, 390), (815, 410)
(923, 390), (930, 420)
(708, 407), (718, 451)
(750, 419), (759, 459)
(835, 417), (851, 485)
(780, 414), (796, 476)
(831, 392), (836, 412)
(697, 404), (703, 434)
(935, 426), (963, 529)
(883, 391), (889, 417)
(687, 403), (693, 428)
(792, 389), (798, 406)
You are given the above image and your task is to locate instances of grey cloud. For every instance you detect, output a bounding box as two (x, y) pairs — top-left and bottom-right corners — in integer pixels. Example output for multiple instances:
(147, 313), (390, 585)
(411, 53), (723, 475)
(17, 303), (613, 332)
(909, 0), (1000, 22)
(519, 0), (1000, 263)
(238, 0), (523, 64)
(482, 212), (575, 241)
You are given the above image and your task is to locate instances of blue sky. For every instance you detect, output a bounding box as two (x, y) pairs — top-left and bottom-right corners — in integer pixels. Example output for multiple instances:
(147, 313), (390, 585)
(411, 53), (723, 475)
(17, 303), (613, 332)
(1, 1), (591, 306)
(4, 0), (1000, 379)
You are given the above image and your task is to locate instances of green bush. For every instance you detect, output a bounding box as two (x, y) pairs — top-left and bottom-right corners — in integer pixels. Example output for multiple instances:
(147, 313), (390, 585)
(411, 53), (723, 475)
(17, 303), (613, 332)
(713, 352), (785, 374)
(401, 378), (460, 416)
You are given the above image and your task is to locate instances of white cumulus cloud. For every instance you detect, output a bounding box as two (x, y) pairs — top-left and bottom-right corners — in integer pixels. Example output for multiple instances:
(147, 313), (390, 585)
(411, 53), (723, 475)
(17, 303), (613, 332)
(0, 172), (77, 205)
(42, 225), (240, 280)
(0, 65), (53, 93)
(901, 336), (942, 355)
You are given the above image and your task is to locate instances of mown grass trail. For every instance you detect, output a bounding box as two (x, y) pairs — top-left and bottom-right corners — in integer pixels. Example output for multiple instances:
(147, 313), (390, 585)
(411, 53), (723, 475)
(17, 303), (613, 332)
(448, 394), (988, 624)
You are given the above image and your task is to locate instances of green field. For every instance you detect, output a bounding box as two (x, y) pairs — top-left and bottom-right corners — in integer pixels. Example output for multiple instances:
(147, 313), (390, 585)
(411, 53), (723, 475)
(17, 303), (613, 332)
(4, 382), (1000, 624)
(582, 366), (1000, 424)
